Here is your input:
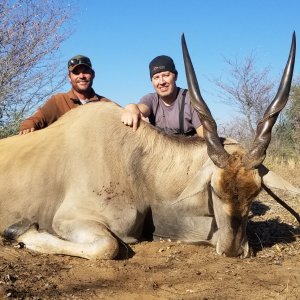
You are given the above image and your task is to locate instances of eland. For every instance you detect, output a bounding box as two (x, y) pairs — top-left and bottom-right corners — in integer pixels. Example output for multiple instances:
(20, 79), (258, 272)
(0, 33), (297, 259)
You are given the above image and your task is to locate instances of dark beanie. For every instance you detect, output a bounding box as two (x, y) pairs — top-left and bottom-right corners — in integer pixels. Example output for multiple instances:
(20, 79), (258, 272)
(149, 55), (177, 79)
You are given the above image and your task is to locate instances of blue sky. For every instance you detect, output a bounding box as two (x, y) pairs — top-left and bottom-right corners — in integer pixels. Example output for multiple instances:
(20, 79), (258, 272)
(60, 0), (299, 124)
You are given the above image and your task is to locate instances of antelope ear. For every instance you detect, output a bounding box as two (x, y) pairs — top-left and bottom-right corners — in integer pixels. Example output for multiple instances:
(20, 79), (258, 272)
(259, 165), (300, 194)
(173, 160), (215, 204)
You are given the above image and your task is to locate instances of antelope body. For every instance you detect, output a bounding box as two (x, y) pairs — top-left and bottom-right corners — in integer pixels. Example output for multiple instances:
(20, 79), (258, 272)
(0, 33), (297, 259)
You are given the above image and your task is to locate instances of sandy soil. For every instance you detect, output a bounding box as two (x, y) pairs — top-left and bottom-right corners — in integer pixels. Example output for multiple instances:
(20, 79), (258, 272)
(0, 170), (299, 300)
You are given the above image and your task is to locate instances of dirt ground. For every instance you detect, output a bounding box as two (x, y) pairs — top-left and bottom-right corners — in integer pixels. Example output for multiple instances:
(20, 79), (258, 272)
(0, 168), (299, 300)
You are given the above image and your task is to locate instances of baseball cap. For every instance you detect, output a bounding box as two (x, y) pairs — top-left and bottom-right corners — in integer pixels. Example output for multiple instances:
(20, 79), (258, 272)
(68, 55), (92, 72)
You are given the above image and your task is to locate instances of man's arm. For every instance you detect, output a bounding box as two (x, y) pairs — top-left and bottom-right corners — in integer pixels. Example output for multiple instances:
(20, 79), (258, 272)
(19, 95), (58, 135)
(121, 103), (150, 131)
(19, 109), (47, 135)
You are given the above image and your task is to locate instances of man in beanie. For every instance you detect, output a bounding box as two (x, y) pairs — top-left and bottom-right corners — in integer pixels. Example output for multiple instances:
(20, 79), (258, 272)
(121, 55), (203, 137)
(19, 55), (112, 134)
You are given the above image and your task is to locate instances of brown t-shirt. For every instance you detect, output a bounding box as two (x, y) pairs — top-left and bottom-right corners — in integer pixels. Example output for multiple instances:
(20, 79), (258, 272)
(19, 89), (112, 131)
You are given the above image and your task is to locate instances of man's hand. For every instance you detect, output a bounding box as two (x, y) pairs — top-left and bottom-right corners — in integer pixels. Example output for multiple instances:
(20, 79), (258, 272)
(121, 104), (142, 132)
(19, 128), (35, 135)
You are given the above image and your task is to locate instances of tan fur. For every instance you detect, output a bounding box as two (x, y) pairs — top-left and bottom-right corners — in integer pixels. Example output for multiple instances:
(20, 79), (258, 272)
(0, 102), (297, 259)
(217, 152), (261, 216)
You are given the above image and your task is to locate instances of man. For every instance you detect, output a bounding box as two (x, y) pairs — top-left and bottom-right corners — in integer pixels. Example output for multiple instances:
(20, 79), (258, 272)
(121, 55), (203, 137)
(19, 55), (112, 134)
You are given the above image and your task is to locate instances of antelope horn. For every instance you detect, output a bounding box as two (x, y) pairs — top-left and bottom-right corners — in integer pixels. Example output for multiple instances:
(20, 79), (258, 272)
(182, 33), (230, 168)
(244, 32), (296, 169)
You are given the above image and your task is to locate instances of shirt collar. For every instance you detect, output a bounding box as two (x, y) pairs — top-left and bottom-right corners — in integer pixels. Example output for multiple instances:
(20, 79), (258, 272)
(68, 88), (99, 103)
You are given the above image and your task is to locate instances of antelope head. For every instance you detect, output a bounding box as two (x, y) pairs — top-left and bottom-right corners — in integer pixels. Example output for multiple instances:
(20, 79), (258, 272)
(182, 32), (296, 257)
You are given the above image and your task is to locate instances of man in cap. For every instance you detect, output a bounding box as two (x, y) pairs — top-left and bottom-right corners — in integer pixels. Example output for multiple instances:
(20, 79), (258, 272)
(19, 55), (112, 134)
(121, 55), (203, 137)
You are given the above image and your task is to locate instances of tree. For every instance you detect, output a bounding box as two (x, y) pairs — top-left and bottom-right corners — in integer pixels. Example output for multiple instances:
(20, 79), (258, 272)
(273, 76), (300, 159)
(0, 0), (73, 138)
(214, 53), (275, 143)
(288, 78), (300, 153)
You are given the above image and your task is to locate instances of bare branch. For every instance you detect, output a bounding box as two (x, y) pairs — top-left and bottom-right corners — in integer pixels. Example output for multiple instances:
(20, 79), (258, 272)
(0, 0), (73, 137)
(213, 53), (276, 137)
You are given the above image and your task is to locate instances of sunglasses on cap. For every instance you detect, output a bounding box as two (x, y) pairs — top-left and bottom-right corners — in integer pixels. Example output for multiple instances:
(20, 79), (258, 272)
(68, 57), (92, 69)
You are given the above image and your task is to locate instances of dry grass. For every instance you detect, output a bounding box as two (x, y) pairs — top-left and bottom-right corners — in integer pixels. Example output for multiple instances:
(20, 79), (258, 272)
(264, 155), (299, 186)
